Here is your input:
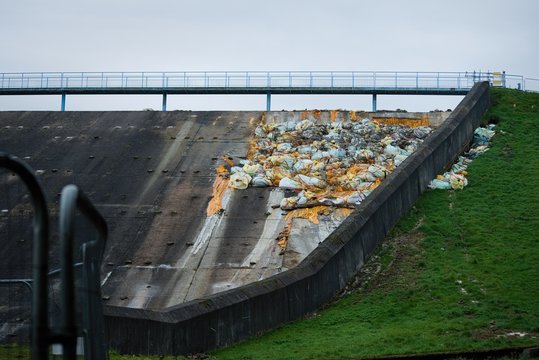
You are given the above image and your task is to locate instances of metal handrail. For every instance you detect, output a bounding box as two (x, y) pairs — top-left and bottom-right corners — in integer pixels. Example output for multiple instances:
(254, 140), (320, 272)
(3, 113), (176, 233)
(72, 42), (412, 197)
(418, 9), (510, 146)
(59, 184), (108, 360)
(0, 263), (83, 294)
(0, 70), (521, 91)
(0, 153), (50, 360)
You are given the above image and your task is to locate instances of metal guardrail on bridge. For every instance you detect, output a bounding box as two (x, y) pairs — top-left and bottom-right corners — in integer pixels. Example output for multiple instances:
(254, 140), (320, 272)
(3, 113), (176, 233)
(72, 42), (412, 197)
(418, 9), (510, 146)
(0, 71), (528, 111)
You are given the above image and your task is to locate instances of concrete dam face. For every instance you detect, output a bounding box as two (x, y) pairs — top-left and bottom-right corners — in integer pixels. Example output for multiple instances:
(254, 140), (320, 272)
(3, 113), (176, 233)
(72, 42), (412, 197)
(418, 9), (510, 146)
(0, 110), (449, 312)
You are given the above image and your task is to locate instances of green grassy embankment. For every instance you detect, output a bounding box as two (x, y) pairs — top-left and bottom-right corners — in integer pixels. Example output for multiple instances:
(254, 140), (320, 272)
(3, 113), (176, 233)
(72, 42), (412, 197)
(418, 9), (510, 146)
(213, 88), (539, 359)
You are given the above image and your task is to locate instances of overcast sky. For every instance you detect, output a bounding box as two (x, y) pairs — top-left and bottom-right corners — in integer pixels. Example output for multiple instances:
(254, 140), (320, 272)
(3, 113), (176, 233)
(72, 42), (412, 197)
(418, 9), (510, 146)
(0, 0), (537, 111)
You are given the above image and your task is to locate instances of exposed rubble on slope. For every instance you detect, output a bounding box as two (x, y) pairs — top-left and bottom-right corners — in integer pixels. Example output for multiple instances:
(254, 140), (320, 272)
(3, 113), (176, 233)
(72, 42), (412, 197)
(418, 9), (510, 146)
(429, 125), (496, 190)
(228, 113), (432, 210)
(209, 112), (434, 254)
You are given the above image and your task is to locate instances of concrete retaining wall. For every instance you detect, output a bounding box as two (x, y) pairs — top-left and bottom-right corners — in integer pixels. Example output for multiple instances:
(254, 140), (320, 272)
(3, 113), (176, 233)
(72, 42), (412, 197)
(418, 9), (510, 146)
(104, 82), (490, 355)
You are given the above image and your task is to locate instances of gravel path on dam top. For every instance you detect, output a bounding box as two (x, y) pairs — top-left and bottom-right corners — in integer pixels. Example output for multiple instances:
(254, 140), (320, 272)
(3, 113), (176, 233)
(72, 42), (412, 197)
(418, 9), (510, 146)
(0, 110), (449, 311)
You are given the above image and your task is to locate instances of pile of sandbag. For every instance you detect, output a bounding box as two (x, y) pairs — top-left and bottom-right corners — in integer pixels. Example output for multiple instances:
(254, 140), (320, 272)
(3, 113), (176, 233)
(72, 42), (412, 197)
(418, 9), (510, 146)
(228, 114), (432, 210)
(429, 125), (496, 190)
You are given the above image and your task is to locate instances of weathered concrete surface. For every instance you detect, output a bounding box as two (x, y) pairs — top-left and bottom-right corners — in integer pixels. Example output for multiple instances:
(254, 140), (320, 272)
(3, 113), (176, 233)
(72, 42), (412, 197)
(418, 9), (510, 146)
(0, 108), (447, 334)
(0, 111), (263, 310)
(102, 83), (490, 356)
(1, 109), (445, 313)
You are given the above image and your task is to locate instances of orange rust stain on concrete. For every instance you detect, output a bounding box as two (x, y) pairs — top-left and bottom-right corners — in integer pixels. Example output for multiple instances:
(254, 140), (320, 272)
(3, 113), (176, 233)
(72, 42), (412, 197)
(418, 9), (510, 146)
(372, 115), (429, 128)
(246, 138), (258, 160)
(223, 155), (235, 167)
(285, 205), (330, 225)
(275, 220), (293, 253)
(335, 208), (354, 217)
(207, 168), (230, 216)
(330, 110), (338, 123)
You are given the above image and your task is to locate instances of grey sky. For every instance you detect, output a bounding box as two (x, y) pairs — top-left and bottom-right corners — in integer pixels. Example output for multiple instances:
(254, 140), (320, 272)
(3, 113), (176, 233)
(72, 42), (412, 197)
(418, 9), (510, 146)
(1, 0), (537, 111)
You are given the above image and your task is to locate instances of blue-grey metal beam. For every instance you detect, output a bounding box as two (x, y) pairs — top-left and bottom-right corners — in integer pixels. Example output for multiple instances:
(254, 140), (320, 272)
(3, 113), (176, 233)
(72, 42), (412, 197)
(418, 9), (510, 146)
(266, 93), (271, 111)
(372, 94), (377, 112)
(162, 93), (167, 112)
(61, 93), (66, 112)
(0, 87), (470, 96)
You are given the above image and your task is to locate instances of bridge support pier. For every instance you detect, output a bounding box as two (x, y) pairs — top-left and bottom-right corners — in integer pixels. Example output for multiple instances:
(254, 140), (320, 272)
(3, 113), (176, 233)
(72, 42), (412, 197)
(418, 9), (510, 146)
(266, 93), (271, 112)
(61, 93), (66, 112)
(162, 93), (167, 112)
(372, 94), (377, 112)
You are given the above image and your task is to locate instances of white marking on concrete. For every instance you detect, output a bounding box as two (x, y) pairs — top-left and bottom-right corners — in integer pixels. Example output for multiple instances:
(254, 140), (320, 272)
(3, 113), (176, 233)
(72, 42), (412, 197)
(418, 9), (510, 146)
(240, 190), (285, 268)
(101, 271), (112, 286)
(117, 264), (175, 270)
(126, 284), (158, 309)
(192, 216), (220, 255)
(174, 188), (231, 269)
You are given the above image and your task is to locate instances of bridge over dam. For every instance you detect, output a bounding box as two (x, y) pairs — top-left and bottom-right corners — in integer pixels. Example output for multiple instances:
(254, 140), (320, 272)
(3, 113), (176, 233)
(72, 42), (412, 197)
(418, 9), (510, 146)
(0, 70), (523, 111)
(0, 82), (490, 355)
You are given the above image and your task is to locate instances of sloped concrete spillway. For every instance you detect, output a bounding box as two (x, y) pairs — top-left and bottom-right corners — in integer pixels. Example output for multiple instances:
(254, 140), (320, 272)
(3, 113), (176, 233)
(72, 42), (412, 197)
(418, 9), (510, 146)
(0, 110), (449, 311)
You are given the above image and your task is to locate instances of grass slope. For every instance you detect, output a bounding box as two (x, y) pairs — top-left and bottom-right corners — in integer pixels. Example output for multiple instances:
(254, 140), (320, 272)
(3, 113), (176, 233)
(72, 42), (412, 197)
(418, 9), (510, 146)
(213, 88), (539, 359)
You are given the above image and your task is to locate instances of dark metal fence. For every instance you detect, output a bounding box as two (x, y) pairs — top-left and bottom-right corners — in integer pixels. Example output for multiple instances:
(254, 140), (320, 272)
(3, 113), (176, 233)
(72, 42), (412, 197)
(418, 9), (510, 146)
(0, 154), (108, 360)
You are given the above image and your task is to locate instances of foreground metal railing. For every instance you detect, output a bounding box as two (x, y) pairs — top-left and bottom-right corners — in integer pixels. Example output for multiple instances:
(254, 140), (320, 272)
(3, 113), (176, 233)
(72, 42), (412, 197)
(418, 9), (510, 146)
(0, 153), (108, 360)
(59, 185), (108, 360)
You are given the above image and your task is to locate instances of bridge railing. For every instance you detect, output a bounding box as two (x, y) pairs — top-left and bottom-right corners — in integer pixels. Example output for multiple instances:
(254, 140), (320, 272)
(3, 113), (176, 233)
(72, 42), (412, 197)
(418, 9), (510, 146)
(0, 71), (522, 91)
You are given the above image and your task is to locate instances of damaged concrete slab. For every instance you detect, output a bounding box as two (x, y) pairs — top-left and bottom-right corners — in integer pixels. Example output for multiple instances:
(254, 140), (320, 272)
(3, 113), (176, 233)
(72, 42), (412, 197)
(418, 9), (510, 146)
(0, 109), (450, 313)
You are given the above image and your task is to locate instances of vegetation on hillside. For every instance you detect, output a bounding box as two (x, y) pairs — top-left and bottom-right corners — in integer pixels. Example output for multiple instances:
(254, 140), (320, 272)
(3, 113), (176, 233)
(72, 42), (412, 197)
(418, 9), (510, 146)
(213, 88), (539, 359)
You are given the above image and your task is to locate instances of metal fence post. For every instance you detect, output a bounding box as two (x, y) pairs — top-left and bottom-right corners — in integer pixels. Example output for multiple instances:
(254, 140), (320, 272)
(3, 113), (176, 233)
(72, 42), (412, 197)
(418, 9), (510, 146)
(289, 72), (291, 88)
(0, 153), (50, 360)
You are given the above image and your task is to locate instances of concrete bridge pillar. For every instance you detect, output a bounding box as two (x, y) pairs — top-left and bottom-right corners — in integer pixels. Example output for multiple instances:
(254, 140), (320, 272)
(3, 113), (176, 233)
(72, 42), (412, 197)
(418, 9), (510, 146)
(372, 94), (377, 112)
(61, 93), (66, 112)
